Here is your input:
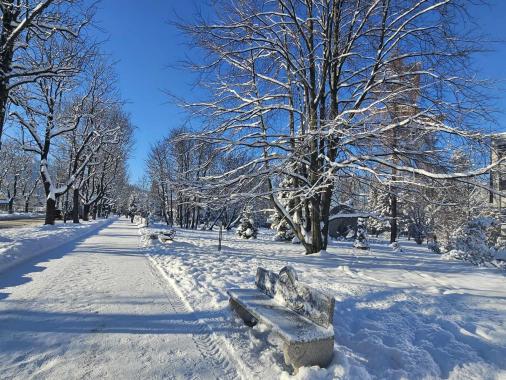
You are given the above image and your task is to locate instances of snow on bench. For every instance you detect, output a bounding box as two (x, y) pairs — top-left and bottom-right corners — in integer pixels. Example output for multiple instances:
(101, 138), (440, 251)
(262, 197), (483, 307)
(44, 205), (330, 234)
(157, 229), (176, 243)
(227, 266), (335, 370)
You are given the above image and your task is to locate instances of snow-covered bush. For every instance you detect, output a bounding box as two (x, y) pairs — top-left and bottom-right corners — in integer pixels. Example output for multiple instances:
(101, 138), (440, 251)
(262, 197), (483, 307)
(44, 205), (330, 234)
(443, 217), (498, 266)
(269, 212), (294, 241)
(427, 235), (441, 254)
(236, 208), (258, 239)
(389, 241), (403, 253)
(353, 218), (369, 250)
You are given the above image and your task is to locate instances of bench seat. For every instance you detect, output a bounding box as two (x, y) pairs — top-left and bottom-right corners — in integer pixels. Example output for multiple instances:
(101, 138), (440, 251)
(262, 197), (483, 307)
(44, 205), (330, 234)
(228, 287), (334, 369)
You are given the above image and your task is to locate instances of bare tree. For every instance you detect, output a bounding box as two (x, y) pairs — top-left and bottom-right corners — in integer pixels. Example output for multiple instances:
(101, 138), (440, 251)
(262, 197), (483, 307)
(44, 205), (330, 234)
(11, 34), (122, 224)
(0, 0), (93, 150)
(178, 0), (502, 254)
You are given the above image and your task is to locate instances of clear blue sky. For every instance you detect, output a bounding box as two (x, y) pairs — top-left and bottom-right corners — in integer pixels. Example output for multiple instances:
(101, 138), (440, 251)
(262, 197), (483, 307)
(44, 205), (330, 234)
(92, 1), (506, 183)
(92, 0), (201, 183)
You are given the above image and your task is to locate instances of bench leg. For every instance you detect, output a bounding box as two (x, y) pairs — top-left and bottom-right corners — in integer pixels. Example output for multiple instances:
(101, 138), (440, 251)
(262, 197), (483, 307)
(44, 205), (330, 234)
(283, 337), (334, 370)
(229, 298), (258, 327)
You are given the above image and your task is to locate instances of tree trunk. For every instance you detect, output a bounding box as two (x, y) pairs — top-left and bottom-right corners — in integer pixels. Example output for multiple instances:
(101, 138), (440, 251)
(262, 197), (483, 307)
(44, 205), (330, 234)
(0, 96), (6, 151)
(72, 188), (80, 223)
(83, 204), (90, 221)
(390, 193), (398, 243)
(169, 191), (174, 226)
(162, 195), (169, 225)
(24, 199), (29, 213)
(308, 196), (323, 254)
(45, 197), (56, 225)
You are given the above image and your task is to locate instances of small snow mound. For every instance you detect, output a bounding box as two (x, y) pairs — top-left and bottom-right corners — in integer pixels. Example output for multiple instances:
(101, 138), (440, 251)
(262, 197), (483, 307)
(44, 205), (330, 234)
(337, 265), (354, 276)
(389, 241), (403, 252)
(281, 365), (331, 380)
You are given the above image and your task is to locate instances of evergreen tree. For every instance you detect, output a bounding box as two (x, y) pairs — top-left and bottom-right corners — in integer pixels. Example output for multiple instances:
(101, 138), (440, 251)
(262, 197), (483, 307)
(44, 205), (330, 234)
(236, 207), (258, 239)
(368, 187), (390, 237)
(269, 176), (295, 241)
(354, 218), (370, 250)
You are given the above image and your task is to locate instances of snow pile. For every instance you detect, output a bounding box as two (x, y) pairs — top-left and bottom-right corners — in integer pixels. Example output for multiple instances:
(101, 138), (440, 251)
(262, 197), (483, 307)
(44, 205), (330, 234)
(0, 212), (43, 220)
(494, 249), (506, 261)
(0, 218), (113, 273)
(142, 225), (506, 379)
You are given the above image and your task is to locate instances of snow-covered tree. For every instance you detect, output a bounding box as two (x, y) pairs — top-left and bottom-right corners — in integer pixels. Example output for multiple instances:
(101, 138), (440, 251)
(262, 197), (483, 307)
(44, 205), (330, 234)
(11, 33), (128, 224)
(178, 0), (500, 254)
(367, 187), (391, 237)
(236, 207), (258, 239)
(353, 218), (369, 250)
(269, 176), (295, 241)
(0, 0), (94, 150)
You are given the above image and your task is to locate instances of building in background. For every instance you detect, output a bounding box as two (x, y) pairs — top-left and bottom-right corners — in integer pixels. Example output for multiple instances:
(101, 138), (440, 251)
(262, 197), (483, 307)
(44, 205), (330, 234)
(490, 134), (506, 210)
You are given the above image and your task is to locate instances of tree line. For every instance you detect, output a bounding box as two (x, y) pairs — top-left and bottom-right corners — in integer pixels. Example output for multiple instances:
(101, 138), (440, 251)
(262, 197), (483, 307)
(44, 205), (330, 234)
(145, 0), (505, 255)
(0, 0), (133, 224)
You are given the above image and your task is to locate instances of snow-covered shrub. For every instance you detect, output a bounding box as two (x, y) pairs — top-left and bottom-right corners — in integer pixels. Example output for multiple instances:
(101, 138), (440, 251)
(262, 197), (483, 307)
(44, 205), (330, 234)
(389, 241), (403, 253)
(353, 218), (369, 250)
(427, 236), (441, 254)
(236, 208), (258, 239)
(443, 217), (498, 266)
(269, 212), (294, 241)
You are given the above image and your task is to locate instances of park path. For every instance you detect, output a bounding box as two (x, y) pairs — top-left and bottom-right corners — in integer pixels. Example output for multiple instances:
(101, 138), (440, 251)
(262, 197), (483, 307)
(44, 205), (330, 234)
(0, 219), (239, 380)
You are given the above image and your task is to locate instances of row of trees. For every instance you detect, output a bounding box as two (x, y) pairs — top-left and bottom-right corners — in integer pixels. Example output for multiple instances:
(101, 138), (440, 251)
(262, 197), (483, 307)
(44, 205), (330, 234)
(146, 127), (250, 231)
(146, 0), (504, 255)
(0, 0), (133, 224)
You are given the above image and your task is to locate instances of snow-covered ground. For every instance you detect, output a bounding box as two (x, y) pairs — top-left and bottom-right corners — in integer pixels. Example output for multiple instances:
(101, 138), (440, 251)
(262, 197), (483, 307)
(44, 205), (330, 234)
(144, 225), (506, 379)
(2, 218), (505, 379)
(0, 219), (242, 379)
(0, 218), (112, 273)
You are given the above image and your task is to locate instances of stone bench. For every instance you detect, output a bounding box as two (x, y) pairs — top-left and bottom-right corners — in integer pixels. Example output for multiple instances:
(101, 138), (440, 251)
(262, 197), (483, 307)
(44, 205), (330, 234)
(158, 229), (176, 243)
(227, 266), (335, 370)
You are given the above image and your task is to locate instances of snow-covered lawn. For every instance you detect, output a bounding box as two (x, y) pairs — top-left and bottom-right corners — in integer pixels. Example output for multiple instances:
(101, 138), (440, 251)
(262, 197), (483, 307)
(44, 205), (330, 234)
(0, 218), (113, 273)
(144, 225), (506, 379)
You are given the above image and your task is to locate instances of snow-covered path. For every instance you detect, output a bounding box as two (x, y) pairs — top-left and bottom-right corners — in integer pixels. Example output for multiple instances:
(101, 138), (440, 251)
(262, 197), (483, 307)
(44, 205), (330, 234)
(0, 219), (239, 380)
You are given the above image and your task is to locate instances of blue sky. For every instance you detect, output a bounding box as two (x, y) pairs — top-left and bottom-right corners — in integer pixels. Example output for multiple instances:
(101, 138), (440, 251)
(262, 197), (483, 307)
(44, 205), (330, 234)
(92, 0), (200, 182)
(92, 1), (506, 183)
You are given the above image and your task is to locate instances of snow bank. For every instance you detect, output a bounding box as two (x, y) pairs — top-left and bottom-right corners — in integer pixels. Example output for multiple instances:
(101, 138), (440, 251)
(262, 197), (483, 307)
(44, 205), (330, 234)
(141, 224), (506, 379)
(0, 212), (43, 220)
(0, 218), (113, 273)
